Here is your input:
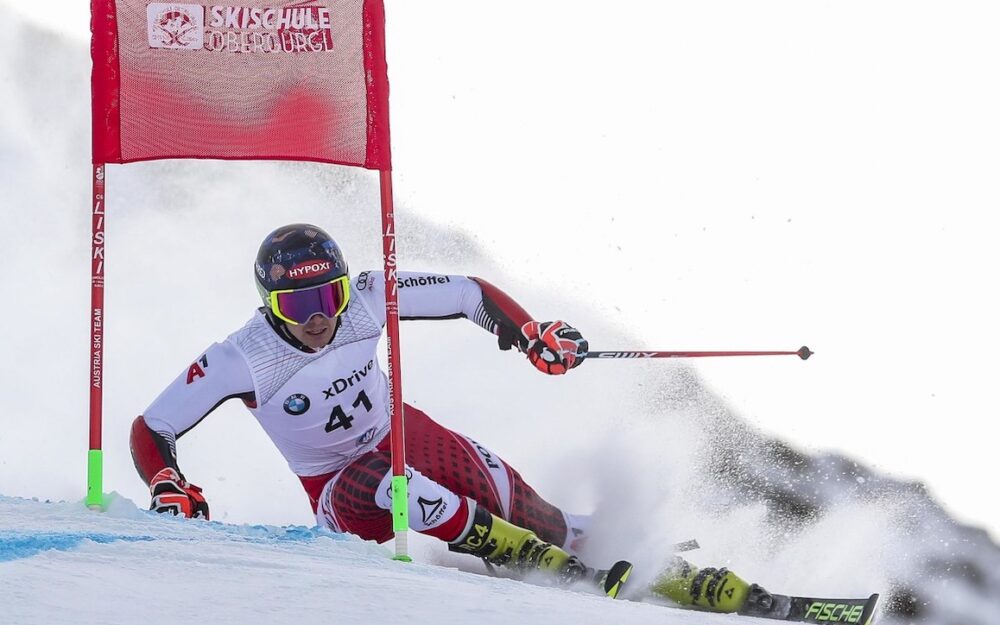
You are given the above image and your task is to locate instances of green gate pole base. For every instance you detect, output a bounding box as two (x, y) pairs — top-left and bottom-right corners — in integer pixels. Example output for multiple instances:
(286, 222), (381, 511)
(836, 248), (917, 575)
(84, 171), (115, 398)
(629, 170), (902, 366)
(86, 449), (105, 510)
(391, 475), (412, 562)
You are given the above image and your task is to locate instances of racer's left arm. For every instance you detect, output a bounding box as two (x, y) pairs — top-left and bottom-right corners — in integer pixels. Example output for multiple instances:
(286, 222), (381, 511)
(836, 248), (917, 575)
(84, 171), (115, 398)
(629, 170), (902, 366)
(357, 270), (587, 375)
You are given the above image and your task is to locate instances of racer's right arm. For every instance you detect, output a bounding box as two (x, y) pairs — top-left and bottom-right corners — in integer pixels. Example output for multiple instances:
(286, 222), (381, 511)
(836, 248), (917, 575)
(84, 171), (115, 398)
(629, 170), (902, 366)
(130, 341), (254, 497)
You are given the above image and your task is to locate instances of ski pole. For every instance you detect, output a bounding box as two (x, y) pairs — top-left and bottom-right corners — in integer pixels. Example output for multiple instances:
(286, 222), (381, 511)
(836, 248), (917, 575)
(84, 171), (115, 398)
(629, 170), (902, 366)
(583, 346), (813, 360)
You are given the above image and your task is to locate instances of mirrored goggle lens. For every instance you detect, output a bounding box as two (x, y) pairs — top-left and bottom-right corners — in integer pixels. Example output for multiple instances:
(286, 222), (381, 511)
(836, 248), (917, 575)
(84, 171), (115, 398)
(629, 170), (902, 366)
(273, 279), (348, 324)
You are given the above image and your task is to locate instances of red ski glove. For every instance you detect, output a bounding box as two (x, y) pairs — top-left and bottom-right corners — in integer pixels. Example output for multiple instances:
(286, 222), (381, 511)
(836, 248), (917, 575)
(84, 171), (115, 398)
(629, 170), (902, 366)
(149, 468), (210, 520)
(520, 320), (588, 375)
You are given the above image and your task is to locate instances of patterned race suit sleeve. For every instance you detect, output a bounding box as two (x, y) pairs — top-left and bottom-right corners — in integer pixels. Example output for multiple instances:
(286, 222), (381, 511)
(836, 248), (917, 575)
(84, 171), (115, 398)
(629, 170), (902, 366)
(352, 270), (534, 350)
(130, 341), (255, 484)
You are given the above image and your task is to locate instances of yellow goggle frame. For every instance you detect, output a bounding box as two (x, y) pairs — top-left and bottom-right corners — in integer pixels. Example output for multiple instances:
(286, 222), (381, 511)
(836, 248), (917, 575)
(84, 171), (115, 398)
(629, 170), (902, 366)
(268, 275), (351, 326)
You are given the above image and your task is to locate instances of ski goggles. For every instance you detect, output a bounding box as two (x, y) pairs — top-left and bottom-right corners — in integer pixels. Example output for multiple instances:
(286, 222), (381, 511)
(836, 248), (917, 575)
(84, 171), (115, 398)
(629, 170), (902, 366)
(268, 276), (351, 325)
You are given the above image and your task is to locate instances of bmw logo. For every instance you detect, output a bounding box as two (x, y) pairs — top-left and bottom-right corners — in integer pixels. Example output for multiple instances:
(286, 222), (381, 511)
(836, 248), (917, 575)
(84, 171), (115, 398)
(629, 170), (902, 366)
(283, 393), (311, 415)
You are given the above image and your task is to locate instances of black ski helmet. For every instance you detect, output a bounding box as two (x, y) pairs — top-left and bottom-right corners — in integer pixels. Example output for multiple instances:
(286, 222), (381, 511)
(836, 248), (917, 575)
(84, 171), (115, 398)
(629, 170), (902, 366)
(254, 224), (349, 307)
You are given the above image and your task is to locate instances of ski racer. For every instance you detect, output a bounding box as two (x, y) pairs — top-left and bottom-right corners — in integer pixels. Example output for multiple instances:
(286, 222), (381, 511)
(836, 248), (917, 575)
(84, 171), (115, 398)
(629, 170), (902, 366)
(129, 223), (767, 613)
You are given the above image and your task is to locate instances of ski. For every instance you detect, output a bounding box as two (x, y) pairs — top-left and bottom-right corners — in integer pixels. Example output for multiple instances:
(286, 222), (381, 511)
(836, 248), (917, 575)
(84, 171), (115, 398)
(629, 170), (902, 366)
(595, 560), (634, 599)
(480, 557), (634, 600)
(738, 586), (880, 625)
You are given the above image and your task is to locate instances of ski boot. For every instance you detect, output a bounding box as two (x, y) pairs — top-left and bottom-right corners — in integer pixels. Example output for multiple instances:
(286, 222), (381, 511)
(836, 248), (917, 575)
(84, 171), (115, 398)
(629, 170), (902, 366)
(449, 504), (588, 584)
(649, 556), (754, 613)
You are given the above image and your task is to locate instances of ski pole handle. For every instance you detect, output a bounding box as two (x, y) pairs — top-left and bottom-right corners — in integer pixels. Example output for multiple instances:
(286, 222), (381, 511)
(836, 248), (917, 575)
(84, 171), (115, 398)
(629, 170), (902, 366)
(583, 346), (813, 360)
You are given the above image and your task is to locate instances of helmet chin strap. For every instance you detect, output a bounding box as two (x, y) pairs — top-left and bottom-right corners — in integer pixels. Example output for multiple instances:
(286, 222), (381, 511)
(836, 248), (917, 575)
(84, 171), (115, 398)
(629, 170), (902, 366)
(261, 307), (341, 353)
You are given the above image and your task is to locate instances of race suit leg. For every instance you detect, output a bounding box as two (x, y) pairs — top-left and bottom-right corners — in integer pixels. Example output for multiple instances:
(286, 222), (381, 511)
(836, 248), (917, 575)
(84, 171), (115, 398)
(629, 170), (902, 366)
(314, 403), (581, 548)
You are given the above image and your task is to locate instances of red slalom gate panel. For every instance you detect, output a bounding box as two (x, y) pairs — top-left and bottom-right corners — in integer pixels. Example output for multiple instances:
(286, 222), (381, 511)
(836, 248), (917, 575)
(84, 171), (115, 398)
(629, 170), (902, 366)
(91, 0), (391, 169)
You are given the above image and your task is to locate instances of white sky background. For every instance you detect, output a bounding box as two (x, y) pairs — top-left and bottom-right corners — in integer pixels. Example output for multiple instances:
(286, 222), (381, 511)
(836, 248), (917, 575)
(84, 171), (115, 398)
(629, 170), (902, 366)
(5, 1), (999, 540)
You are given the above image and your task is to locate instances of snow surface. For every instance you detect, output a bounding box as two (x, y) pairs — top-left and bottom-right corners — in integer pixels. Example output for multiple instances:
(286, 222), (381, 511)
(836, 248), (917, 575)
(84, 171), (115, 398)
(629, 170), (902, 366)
(2, 3), (1000, 625)
(1, 494), (778, 625)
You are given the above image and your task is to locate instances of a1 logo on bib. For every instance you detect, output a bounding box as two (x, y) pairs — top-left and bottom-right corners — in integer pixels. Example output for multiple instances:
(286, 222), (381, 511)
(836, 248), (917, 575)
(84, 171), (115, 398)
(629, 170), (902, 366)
(283, 393), (311, 415)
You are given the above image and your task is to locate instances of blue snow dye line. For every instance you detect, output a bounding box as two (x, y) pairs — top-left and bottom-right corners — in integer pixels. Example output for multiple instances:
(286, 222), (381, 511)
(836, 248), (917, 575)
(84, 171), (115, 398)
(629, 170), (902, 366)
(0, 526), (346, 562)
(0, 532), (156, 562)
(214, 524), (341, 544)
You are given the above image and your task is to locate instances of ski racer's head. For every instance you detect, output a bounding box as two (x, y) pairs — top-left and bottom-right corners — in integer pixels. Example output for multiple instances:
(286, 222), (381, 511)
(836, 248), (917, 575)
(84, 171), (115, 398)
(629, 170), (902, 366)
(254, 224), (349, 349)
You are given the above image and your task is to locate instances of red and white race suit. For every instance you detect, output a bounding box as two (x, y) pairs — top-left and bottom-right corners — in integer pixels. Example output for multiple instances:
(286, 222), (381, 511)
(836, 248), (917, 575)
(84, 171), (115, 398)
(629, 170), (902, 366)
(131, 271), (586, 549)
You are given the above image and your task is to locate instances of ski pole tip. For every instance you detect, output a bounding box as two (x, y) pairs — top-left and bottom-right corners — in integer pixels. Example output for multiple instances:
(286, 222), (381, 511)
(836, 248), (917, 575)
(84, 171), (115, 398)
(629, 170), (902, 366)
(797, 346), (813, 360)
